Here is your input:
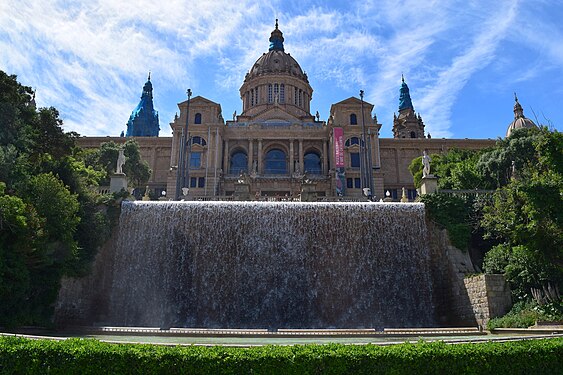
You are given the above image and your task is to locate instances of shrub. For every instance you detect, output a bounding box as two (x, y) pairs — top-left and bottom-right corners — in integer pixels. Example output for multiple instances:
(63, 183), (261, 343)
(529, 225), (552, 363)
(488, 300), (563, 330)
(1, 336), (562, 374)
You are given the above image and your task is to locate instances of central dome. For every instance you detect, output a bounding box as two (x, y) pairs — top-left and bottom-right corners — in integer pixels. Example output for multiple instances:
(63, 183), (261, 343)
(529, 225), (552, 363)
(238, 20), (314, 119)
(244, 20), (308, 83)
(246, 50), (308, 82)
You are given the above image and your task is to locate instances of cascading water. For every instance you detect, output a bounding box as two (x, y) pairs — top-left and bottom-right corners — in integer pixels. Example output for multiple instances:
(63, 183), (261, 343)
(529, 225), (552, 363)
(101, 201), (435, 329)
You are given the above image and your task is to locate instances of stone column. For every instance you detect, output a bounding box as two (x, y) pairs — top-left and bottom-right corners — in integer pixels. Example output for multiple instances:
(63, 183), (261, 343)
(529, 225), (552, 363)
(298, 139), (304, 173)
(223, 139), (229, 174)
(322, 140), (328, 175)
(151, 147), (157, 182)
(248, 138), (254, 172)
(171, 129), (180, 167)
(257, 139), (263, 174)
(289, 139), (294, 174)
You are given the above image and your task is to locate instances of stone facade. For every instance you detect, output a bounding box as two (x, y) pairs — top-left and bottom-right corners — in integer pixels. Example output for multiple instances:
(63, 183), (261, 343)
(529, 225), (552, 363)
(77, 22), (497, 200)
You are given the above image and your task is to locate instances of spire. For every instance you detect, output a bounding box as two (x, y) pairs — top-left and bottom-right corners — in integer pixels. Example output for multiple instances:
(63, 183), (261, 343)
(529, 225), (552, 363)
(513, 92), (524, 119)
(126, 75), (160, 137)
(398, 76), (414, 111)
(269, 18), (284, 51)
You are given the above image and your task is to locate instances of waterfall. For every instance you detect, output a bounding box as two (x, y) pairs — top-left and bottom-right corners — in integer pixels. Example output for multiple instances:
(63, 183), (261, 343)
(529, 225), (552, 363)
(99, 201), (435, 329)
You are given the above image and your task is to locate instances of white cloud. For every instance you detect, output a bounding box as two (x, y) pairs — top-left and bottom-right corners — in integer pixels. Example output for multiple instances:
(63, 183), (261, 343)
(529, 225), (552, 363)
(1, 0), (560, 138)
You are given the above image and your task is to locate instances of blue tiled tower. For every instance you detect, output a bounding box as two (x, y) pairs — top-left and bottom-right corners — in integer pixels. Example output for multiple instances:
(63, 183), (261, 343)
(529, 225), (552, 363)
(126, 73), (160, 137)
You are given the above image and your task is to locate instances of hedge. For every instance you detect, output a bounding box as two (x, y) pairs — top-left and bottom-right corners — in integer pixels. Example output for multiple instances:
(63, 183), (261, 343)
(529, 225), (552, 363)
(1, 336), (562, 374)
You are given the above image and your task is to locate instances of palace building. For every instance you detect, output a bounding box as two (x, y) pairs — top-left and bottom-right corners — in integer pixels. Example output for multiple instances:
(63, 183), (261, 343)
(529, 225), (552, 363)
(78, 21), (532, 201)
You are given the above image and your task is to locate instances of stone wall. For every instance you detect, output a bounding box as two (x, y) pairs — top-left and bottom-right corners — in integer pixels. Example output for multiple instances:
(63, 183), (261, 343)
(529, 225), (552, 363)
(463, 274), (512, 328)
(428, 221), (512, 328)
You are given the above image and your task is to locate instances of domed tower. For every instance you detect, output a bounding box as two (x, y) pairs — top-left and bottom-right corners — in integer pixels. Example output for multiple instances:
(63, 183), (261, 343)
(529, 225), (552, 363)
(506, 93), (537, 137)
(126, 73), (160, 137)
(237, 20), (314, 122)
(392, 75), (425, 138)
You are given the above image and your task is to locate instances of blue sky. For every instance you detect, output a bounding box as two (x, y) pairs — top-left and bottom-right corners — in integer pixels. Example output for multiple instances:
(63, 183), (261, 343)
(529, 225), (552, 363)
(1, 0), (562, 139)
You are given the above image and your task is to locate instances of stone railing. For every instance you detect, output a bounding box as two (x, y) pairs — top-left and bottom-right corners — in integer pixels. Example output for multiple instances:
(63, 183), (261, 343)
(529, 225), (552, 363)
(438, 189), (494, 199)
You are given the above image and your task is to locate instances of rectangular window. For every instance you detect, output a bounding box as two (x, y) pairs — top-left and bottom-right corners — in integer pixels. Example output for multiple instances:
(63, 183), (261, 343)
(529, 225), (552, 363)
(268, 84), (273, 103)
(255, 86), (259, 104)
(350, 152), (360, 168)
(408, 189), (417, 201)
(251, 89), (254, 106)
(354, 178), (361, 189)
(198, 177), (205, 188)
(280, 84), (285, 103)
(298, 90), (303, 107)
(294, 87), (298, 105)
(190, 152), (202, 169)
(391, 189), (398, 200)
(190, 177), (197, 188)
(274, 83), (279, 102)
(346, 178), (353, 188)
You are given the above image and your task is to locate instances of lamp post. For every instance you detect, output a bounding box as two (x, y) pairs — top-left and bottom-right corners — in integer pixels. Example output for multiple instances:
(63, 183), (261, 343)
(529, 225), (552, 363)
(175, 89), (192, 200)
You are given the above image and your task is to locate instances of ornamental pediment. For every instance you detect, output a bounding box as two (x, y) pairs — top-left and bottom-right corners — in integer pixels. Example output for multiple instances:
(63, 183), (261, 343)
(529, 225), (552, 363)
(251, 106), (302, 123)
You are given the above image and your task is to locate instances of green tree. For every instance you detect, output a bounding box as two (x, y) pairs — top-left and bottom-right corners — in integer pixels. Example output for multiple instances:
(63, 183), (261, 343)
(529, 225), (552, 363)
(409, 148), (488, 190)
(91, 140), (151, 188)
(482, 128), (562, 302)
(0, 70), (116, 325)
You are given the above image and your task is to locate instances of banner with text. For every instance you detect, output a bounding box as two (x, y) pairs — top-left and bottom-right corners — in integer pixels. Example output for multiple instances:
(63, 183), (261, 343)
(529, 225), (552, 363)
(333, 127), (345, 196)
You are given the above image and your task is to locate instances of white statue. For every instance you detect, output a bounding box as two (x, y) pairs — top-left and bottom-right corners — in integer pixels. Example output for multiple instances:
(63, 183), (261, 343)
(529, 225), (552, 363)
(422, 150), (431, 177)
(116, 148), (126, 174)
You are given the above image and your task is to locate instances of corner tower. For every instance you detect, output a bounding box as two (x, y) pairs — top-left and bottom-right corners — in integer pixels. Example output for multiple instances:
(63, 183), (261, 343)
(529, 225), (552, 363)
(392, 76), (425, 138)
(126, 73), (160, 137)
(237, 20), (314, 122)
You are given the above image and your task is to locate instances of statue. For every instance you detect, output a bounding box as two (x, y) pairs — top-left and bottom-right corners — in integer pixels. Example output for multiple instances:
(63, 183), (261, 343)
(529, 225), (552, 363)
(232, 110), (236, 121)
(422, 150), (431, 177)
(116, 148), (126, 174)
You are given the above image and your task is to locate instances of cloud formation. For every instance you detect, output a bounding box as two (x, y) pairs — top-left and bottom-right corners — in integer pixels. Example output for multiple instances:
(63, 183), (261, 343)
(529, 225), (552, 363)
(1, 0), (561, 138)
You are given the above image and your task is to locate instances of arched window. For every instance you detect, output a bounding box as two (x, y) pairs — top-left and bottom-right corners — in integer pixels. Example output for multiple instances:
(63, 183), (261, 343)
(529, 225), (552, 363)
(190, 136), (207, 146)
(264, 149), (287, 174)
(304, 151), (322, 174)
(345, 137), (363, 147)
(410, 131), (416, 138)
(350, 113), (357, 125)
(194, 113), (202, 124)
(229, 151), (248, 175)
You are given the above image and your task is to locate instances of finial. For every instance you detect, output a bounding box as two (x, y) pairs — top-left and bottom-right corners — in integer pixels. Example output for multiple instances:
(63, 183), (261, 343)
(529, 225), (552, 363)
(275, 18), (278, 29)
(514, 92), (518, 102)
(148, 71), (151, 81)
(359, 90), (364, 99)
(401, 74), (405, 83)
(186, 88), (192, 98)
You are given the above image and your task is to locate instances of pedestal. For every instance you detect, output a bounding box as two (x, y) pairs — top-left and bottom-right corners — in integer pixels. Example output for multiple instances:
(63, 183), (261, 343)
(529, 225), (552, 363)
(300, 184), (317, 202)
(420, 175), (438, 195)
(110, 173), (128, 193)
(234, 183), (250, 201)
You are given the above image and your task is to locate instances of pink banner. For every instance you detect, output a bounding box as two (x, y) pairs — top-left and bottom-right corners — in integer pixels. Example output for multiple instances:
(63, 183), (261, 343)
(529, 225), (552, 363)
(333, 127), (345, 167)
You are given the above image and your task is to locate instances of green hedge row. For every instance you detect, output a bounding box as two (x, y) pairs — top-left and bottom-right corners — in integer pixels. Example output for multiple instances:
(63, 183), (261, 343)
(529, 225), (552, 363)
(1, 336), (562, 374)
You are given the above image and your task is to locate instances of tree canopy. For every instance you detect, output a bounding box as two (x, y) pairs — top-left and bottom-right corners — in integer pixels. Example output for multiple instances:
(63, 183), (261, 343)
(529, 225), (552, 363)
(411, 127), (562, 304)
(0, 71), (121, 326)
